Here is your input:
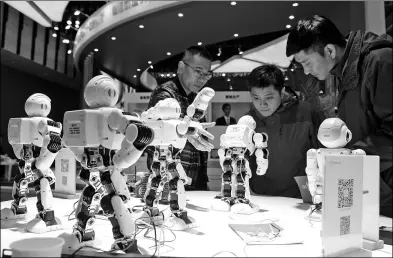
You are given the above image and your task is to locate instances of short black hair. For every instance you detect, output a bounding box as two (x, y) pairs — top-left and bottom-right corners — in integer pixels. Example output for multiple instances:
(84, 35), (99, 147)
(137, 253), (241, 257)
(286, 15), (347, 57)
(222, 103), (231, 110)
(247, 64), (284, 92)
(182, 46), (213, 61)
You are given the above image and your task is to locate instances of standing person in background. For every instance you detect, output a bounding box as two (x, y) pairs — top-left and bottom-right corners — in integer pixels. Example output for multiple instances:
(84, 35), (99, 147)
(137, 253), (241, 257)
(215, 103), (237, 126)
(246, 64), (325, 198)
(286, 14), (392, 218)
(146, 46), (215, 191)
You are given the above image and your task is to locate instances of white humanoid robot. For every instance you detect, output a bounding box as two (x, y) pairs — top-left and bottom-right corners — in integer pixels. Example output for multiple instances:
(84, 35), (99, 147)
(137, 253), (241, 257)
(1, 93), (63, 233)
(59, 75), (154, 253)
(305, 117), (366, 221)
(211, 115), (269, 214)
(139, 87), (215, 231)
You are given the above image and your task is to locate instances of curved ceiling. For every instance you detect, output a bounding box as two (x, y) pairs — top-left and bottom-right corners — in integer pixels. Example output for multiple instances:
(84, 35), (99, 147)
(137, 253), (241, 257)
(74, 1), (362, 90)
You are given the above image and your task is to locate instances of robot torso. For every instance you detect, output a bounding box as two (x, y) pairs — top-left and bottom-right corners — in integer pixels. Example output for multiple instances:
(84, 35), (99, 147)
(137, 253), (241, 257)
(221, 124), (256, 154)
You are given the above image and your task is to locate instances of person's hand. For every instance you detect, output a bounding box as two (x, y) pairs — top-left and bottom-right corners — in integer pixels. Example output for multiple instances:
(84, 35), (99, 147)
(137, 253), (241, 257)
(187, 122), (215, 152)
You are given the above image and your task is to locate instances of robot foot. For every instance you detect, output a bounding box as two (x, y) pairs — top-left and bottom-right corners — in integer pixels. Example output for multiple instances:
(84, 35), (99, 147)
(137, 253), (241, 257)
(305, 207), (322, 222)
(0, 207), (27, 221)
(133, 207), (164, 226)
(211, 197), (231, 212)
(25, 211), (63, 234)
(163, 211), (197, 231)
(58, 231), (95, 252)
(111, 238), (140, 254)
(231, 202), (260, 215)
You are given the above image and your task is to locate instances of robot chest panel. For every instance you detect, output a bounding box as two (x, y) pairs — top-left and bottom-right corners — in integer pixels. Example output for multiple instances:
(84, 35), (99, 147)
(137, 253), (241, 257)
(20, 144), (41, 160)
(223, 126), (252, 148)
(81, 146), (114, 169)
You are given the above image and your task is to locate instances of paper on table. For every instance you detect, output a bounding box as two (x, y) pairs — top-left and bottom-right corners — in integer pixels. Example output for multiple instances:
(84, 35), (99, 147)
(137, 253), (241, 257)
(229, 223), (304, 245)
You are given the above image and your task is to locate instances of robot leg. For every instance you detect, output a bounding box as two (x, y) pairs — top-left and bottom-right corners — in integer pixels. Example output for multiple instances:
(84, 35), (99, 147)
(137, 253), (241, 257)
(231, 158), (259, 215)
(100, 194), (139, 254)
(164, 176), (197, 231)
(25, 172), (63, 233)
(142, 159), (162, 217)
(1, 172), (28, 220)
(211, 149), (234, 211)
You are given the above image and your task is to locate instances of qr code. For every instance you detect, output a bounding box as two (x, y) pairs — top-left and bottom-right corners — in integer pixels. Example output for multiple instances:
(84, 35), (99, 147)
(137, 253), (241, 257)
(62, 176), (67, 185)
(340, 215), (351, 235)
(338, 179), (354, 208)
(61, 159), (69, 172)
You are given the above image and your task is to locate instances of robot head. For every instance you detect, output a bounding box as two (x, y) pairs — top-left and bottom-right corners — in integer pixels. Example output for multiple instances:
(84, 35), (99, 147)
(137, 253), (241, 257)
(84, 75), (121, 108)
(317, 118), (352, 148)
(25, 93), (51, 117)
(237, 115), (256, 130)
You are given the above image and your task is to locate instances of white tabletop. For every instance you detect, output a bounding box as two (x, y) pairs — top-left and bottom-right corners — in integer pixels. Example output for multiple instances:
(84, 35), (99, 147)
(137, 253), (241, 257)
(0, 191), (391, 257)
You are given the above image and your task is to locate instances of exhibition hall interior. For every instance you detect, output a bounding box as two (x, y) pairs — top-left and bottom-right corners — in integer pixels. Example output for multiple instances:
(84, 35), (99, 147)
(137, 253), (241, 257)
(0, 1), (392, 257)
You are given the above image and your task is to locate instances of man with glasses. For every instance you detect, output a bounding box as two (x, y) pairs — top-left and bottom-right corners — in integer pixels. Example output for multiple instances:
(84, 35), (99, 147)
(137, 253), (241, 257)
(146, 46), (215, 192)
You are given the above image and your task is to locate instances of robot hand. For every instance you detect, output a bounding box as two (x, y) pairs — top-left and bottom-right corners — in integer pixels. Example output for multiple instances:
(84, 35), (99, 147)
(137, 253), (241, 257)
(186, 87), (215, 121)
(305, 149), (319, 199)
(186, 122), (215, 152)
(253, 133), (268, 175)
(39, 120), (63, 153)
(46, 134), (63, 153)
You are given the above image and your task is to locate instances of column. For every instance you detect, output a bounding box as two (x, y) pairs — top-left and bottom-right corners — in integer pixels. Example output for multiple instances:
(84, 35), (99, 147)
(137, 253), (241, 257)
(364, 0), (386, 34)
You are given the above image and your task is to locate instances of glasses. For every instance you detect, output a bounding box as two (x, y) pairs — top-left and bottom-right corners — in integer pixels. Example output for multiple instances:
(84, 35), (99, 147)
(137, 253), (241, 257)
(183, 62), (213, 80)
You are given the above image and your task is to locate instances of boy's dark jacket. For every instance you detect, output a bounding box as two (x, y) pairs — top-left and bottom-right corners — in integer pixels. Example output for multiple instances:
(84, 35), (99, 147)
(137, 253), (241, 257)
(246, 87), (325, 198)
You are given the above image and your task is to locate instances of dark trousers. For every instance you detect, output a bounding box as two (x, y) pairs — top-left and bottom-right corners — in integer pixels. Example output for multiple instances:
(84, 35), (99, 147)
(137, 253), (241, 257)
(380, 166), (392, 218)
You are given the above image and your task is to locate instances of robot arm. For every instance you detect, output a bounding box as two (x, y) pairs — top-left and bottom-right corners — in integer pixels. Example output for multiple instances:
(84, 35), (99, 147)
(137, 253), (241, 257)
(305, 149), (319, 203)
(185, 87), (215, 122)
(253, 132), (268, 176)
(34, 119), (63, 171)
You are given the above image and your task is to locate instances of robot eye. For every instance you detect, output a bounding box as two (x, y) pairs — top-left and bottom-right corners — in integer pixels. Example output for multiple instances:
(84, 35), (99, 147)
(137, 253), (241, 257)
(45, 104), (47, 110)
(108, 89), (116, 98)
(346, 132), (350, 141)
(41, 104), (44, 109)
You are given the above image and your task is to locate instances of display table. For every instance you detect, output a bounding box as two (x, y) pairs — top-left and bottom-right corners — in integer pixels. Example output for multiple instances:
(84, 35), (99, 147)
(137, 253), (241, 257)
(1, 191), (391, 257)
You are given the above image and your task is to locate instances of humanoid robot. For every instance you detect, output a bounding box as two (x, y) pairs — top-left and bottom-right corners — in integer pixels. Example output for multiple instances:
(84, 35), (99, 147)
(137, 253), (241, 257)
(139, 87), (215, 231)
(211, 115), (269, 214)
(1, 93), (63, 234)
(59, 75), (154, 253)
(305, 118), (366, 221)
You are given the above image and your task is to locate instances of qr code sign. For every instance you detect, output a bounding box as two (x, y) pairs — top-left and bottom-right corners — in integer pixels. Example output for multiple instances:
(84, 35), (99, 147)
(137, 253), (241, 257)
(337, 179), (354, 208)
(61, 159), (69, 172)
(340, 216), (351, 235)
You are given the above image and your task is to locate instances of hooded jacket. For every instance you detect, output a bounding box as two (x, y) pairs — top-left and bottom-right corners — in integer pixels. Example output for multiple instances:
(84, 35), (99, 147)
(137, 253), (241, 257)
(246, 87), (325, 198)
(330, 30), (392, 212)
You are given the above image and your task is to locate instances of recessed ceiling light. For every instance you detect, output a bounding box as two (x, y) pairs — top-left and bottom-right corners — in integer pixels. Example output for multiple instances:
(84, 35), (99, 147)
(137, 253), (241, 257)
(178, 13), (183, 17)
(234, 33), (239, 37)
(137, 68), (141, 72)
(52, 33), (57, 37)
(150, 65), (153, 69)
(289, 15), (295, 19)
(133, 75), (137, 78)
(286, 24), (291, 29)
(167, 52), (171, 55)
(94, 48), (99, 52)
(67, 50), (72, 54)
(75, 20), (80, 25)
(231, 2), (236, 6)
(148, 61), (152, 64)
(54, 26), (59, 30)
(197, 42), (202, 45)
(65, 25), (71, 30)
(222, 73), (226, 77)
(111, 37), (116, 40)
(74, 10), (80, 15)
(66, 20), (72, 25)
(139, 24), (144, 28)
(292, 3), (298, 7)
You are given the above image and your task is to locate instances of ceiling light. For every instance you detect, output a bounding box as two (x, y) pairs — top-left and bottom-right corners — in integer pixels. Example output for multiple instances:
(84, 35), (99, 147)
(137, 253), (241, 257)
(197, 42), (202, 46)
(227, 78), (231, 82)
(137, 68), (141, 72)
(238, 47), (243, 55)
(75, 24), (80, 29)
(292, 3), (298, 7)
(66, 20), (72, 25)
(111, 37), (116, 40)
(150, 65), (153, 69)
(133, 75), (137, 78)
(67, 50), (72, 54)
(222, 73), (226, 77)
(62, 39), (69, 44)
(167, 73), (170, 77)
(178, 13), (183, 17)
(231, 2), (236, 6)
(52, 33), (57, 37)
(75, 20), (80, 25)
(94, 48), (99, 52)
(54, 26), (59, 30)
(286, 24), (291, 29)
(65, 25), (71, 30)
(234, 33), (239, 37)
(139, 24), (144, 28)
(148, 61), (152, 64)
(167, 52), (171, 55)
(172, 73), (176, 77)
(285, 76), (289, 80)
(74, 10), (80, 15)
(289, 15), (295, 19)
